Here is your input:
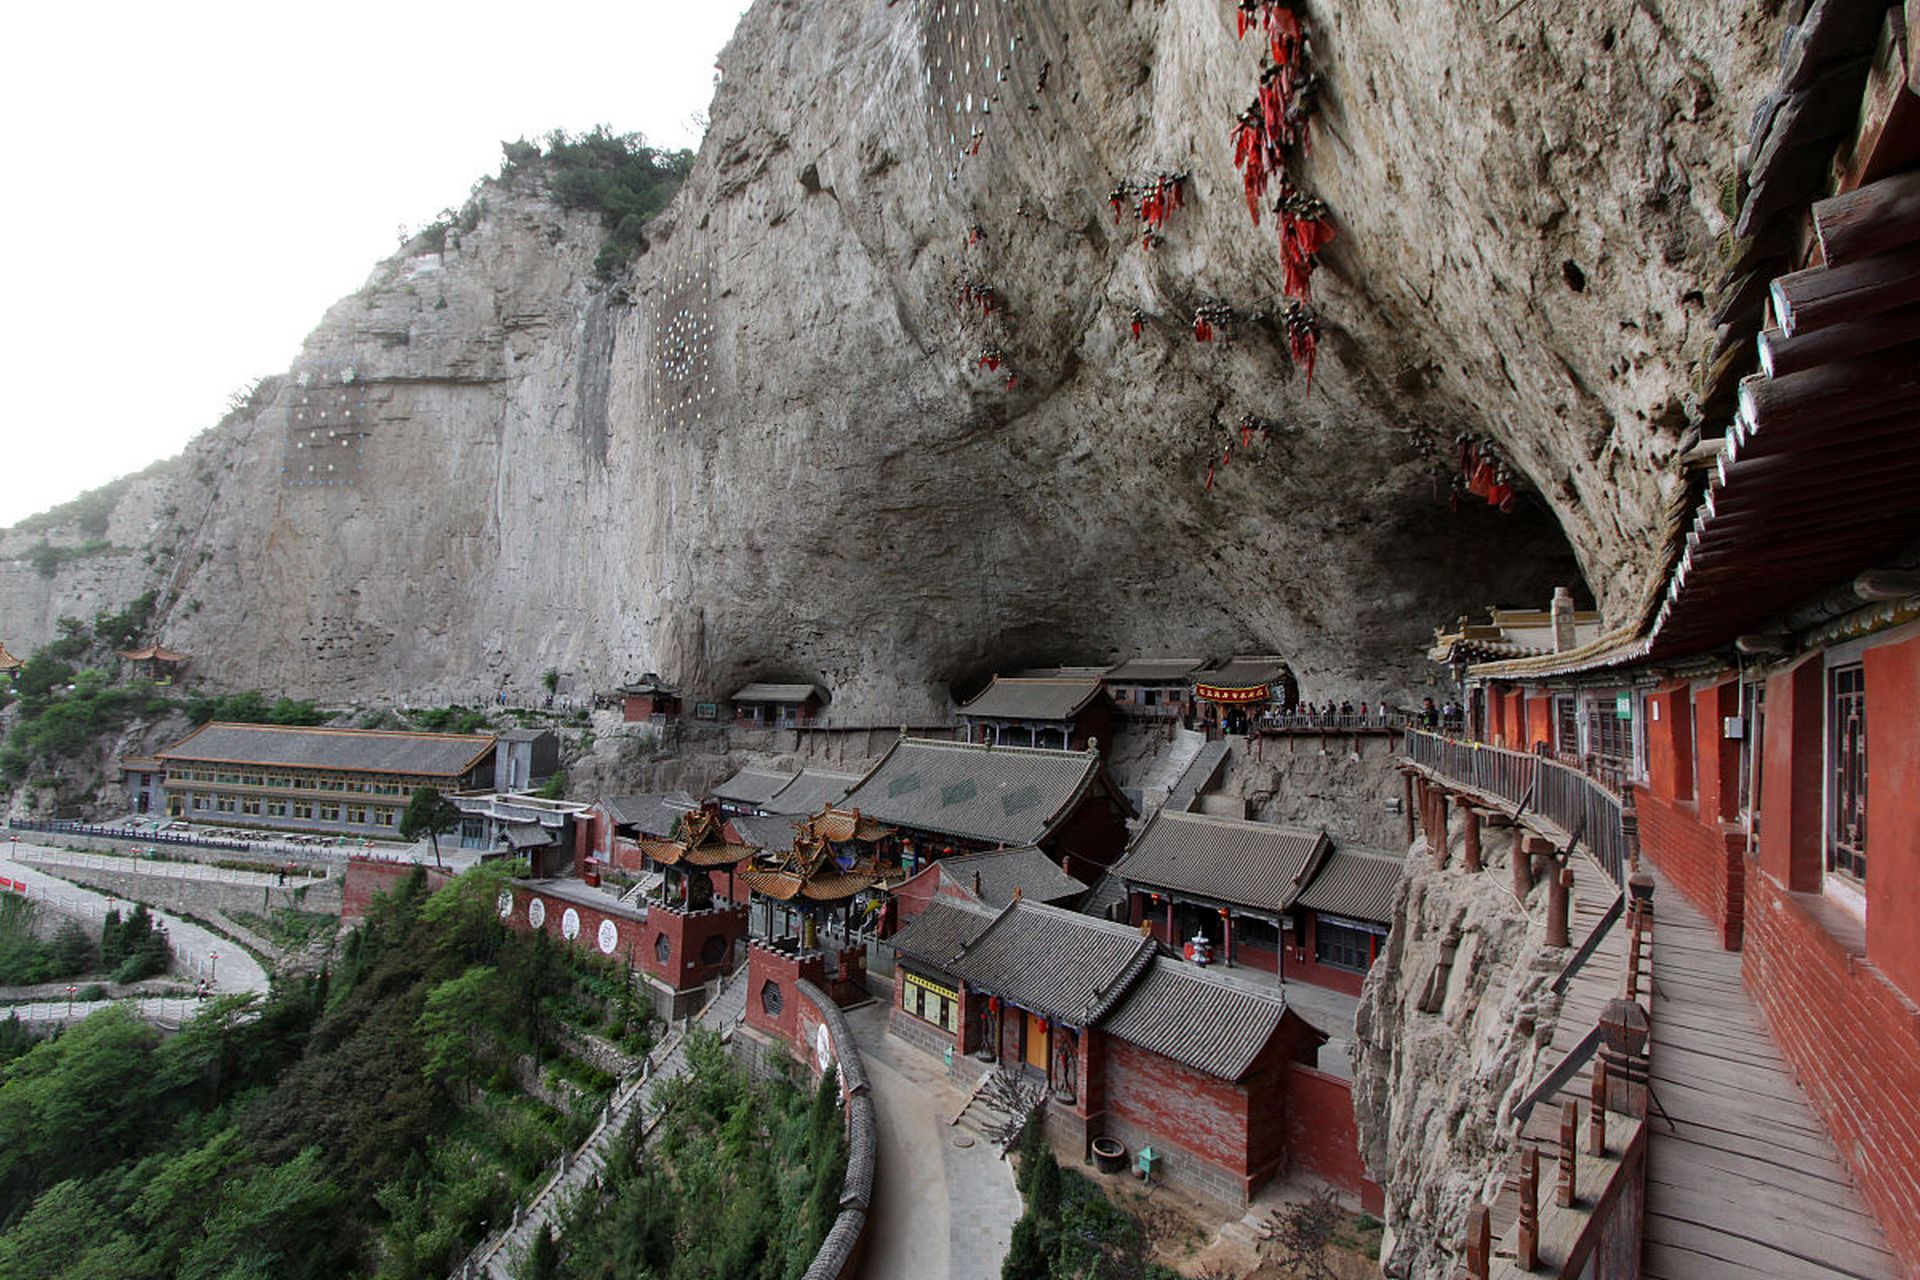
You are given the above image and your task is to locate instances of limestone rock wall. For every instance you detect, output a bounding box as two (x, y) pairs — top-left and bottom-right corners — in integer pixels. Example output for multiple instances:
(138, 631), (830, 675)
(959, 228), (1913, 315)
(1, 0), (1783, 721)
(1352, 829), (1571, 1277)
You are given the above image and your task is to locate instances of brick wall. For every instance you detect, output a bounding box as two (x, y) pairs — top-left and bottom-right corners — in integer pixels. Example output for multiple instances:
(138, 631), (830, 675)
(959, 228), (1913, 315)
(1634, 786), (1745, 950)
(342, 858), (452, 920)
(506, 883), (649, 968)
(1743, 868), (1920, 1274)
(1102, 1035), (1262, 1201)
(1284, 1064), (1386, 1214)
(637, 901), (748, 992)
(1863, 628), (1920, 1000)
(744, 940), (829, 1044)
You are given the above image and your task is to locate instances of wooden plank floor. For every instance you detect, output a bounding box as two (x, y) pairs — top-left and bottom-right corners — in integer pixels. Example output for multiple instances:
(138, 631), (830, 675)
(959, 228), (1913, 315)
(1643, 865), (1898, 1280)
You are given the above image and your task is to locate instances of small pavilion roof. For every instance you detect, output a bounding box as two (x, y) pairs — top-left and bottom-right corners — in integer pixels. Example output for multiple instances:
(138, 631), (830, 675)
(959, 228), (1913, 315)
(117, 642), (191, 663)
(0, 643), (23, 672)
(1112, 810), (1331, 915)
(1193, 655), (1291, 691)
(958, 676), (1107, 723)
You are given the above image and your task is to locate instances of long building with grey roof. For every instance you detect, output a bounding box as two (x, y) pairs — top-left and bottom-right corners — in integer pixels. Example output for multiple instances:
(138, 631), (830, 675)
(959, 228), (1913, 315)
(148, 721), (499, 840)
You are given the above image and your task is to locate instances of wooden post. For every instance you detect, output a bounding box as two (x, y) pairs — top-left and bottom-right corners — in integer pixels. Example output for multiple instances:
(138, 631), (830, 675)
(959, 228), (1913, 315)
(1462, 805), (1483, 872)
(1599, 997), (1652, 1119)
(1813, 169), (1920, 265)
(1432, 791), (1450, 870)
(1465, 1202), (1491, 1280)
(1512, 828), (1532, 898)
(1589, 1059), (1609, 1155)
(1546, 865), (1572, 947)
(1558, 1100), (1578, 1207)
(1402, 771), (1417, 846)
(1516, 1145), (1540, 1269)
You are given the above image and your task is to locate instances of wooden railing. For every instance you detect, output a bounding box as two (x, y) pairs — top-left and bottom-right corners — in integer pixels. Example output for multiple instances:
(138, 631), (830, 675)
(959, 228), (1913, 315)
(1401, 730), (1631, 889)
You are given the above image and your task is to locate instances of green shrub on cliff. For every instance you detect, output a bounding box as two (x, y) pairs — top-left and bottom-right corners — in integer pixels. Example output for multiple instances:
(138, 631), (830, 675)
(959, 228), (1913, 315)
(499, 128), (694, 278)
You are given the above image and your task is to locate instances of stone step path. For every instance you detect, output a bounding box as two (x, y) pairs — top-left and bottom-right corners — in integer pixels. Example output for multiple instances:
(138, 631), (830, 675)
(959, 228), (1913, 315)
(1139, 727), (1207, 814)
(459, 967), (750, 1280)
(1165, 738), (1231, 814)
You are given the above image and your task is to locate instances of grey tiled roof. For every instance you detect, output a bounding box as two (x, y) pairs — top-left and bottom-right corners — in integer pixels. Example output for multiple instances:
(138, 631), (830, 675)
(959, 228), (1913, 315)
(938, 846), (1086, 908)
(497, 728), (551, 743)
(732, 682), (825, 704)
(840, 737), (1123, 846)
(503, 823), (555, 850)
(958, 677), (1106, 722)
(948, 900), (1155, 1025)
(891, 899), (996, 972)
(1103, 658), (1206, 682)
(1102, 957), (1303, 1081)
(1112, 810), (1330, 914)
(765, 768), (861, 816)
(711, 767), (795, 806)
(156, 723), (494, 777)
(730, 812), (803, 852)
(1296, 846), (1405, 925)
(602, 792), (697, 836)
(1193, 655), (1292, 689)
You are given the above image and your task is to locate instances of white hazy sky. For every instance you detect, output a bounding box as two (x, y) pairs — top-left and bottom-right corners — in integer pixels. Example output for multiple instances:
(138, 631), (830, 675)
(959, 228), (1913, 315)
(0, 1), (748, 529)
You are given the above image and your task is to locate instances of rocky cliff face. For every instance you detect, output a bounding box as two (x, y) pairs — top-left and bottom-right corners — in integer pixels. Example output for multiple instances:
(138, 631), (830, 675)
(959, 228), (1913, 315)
(1352, 833), (1570, 1277)
(0, 0), (1782, 719)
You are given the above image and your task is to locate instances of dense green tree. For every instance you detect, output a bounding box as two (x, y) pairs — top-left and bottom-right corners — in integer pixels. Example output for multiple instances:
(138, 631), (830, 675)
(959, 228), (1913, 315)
(416, 964), (499, 1103)
(400, 786), (462, 868)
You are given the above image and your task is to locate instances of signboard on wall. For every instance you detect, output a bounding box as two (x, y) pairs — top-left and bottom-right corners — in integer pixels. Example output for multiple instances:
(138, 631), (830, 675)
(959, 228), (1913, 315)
(1616, 692), (1632, 720)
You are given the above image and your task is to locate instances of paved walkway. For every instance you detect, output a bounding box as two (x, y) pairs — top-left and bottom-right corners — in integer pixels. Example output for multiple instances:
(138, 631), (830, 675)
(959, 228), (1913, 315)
(1642, 866), (1896, 1280)
(844, 1001), (1022, 1280)
(1, 849), (268, 1000)
(465, 970), (750, 1280)
(11, 846), (330, 888)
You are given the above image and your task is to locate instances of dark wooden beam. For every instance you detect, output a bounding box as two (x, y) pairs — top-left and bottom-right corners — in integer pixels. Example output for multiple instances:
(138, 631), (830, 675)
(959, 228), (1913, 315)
(1816, 169), (1920, 263)
(1769, 244), (1920, 335)
(1758, 299), (1920, 375)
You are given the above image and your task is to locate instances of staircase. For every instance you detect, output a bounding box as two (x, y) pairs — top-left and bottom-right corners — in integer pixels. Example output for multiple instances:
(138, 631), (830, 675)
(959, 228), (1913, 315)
(949, 1070), (1017, 1142)
(1164, 738), (1231, 814)
(1137, 727), (1207, 814)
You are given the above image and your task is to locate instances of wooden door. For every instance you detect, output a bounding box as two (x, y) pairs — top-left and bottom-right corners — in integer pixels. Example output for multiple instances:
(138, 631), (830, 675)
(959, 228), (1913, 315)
(1024, 1012), (1048, 1070)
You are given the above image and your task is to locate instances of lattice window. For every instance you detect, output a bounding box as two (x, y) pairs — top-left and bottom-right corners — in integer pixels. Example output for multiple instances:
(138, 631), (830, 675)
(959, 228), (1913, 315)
(1315, 920), (1371, 972)
(1828, 663), (1867, 882)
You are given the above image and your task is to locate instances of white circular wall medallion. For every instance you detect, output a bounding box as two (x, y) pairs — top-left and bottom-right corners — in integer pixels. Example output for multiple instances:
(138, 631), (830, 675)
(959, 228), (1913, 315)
(497, 890), (514, 920)
(528, 898), (547, 929)
(562, 908), (581, 940)
(814, 1021), (834, 1071)
(598, 919), (619, 955)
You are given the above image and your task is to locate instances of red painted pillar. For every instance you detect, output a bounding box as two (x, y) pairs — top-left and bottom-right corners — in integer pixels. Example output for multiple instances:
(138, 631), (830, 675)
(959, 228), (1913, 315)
(1431, 791), (1450, 869)
(1462, 806), (1482, 872)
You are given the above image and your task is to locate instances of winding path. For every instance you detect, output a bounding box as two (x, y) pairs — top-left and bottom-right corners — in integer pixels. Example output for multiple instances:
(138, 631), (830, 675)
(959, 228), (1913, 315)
(0, 845), (269, 1025)
(844, 1000), (1022, 1280)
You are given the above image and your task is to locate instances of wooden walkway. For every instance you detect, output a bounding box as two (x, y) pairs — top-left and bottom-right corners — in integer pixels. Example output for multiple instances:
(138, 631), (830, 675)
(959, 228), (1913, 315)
(1643, 866), (1897, 1280)
(1486, 850), (1629, 1237)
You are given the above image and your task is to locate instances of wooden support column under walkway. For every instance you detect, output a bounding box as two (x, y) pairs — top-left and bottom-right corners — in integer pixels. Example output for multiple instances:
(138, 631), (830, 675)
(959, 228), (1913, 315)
(1640, 865), (1896, 1280)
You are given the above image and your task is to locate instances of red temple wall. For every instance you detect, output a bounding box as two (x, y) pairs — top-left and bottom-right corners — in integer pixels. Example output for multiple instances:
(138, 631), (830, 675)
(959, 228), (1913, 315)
(1863, 628), (1920, 1001)
(504, 883), (647, 969)
(1744, 867), (1920, 1274)
(744, 941), (830, 1044)
(1634, 785), (1745, 950)
(1047, 791), (1134, 882)
(635, 902), (747, 992)
(1102, 1035), (1260, 1194)
(1283, 1064), (1386, 1214)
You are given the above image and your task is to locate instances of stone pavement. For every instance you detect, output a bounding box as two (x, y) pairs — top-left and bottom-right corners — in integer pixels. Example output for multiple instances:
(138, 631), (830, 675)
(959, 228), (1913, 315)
(463, 969), (750, 1280)
(0, 848), (269, 997)
(844, 1000), (1022, 1280)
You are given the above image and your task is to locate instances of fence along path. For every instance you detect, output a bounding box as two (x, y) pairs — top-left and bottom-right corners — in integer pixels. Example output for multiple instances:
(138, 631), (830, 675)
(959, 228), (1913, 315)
(11, 846), (327, 887)
(456, 969), (751, 1280)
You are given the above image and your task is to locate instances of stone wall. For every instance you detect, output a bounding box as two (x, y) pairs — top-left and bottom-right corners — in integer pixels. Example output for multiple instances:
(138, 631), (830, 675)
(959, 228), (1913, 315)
(30, 860), (341, 925)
